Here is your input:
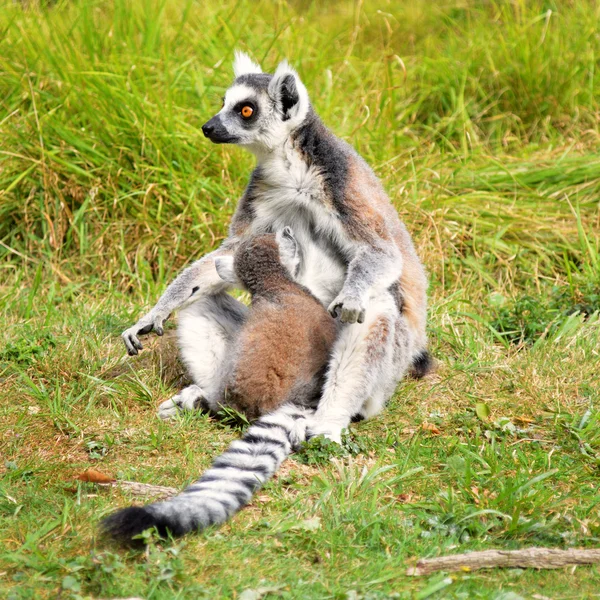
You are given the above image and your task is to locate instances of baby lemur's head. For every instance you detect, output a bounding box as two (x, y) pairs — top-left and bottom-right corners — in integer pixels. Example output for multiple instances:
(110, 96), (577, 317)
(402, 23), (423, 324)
(215, 227), (302, 295)
(201, 51), (310, 153)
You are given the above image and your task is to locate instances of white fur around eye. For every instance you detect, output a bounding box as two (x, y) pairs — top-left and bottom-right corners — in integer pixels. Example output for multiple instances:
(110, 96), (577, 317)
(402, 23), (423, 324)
(224, 84), (257, 109)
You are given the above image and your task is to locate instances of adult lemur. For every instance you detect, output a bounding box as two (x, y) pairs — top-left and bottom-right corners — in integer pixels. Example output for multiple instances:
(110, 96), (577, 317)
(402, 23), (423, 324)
(110, 53), (430, 540)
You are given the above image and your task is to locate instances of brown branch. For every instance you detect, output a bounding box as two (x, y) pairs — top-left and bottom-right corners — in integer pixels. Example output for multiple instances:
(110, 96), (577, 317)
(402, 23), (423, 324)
(98, 480), (178, 500)
(407, 548), (600, 576)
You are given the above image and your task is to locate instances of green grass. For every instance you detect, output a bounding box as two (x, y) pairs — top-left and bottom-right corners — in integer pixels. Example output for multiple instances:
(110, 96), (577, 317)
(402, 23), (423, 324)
(1, 0), (600, 598)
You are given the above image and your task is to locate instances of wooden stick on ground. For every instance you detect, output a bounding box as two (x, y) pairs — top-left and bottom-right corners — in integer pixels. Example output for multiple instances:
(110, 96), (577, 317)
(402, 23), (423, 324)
(74, 469), (179, 500)
(407, 548), (600, 576)
(99, 480), (178, 500)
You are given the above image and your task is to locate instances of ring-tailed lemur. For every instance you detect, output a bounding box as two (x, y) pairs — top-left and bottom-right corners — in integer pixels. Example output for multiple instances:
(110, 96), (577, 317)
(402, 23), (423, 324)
(117, 50), (430, 516)
(213, 228), (337, 419)
(103, 228), (337, 542)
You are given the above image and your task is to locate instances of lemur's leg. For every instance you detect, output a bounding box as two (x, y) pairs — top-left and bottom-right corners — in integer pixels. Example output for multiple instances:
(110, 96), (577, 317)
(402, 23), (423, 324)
(310, 293), (414, 442)
(158, 385), (206, 420)
(158, 293), (247, 420)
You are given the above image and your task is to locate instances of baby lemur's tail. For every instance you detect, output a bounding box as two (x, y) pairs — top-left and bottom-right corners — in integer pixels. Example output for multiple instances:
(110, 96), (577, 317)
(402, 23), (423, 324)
(102, 404), (312, 544)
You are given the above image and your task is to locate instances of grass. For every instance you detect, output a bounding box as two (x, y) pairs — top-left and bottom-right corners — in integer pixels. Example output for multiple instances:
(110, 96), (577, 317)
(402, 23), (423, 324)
(1, 0), (600, 597)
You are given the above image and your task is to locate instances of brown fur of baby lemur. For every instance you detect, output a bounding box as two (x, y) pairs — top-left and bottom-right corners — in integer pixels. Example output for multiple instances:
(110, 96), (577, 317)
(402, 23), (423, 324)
(222, 233), (337, 420)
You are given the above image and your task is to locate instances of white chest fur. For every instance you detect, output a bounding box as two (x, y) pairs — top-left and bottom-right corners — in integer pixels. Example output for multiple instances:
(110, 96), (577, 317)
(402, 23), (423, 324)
(251, 143), (348, 305)
(254, 144), (326, 221)
(253, 144), (352, 242)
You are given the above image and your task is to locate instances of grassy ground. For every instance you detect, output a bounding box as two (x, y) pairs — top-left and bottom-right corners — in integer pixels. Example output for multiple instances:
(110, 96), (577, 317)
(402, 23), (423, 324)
(1, 0), (600, 598)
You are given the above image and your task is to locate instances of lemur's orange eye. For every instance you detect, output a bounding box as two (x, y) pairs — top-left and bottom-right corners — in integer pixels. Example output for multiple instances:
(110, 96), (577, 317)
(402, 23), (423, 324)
(241, 105), (254, 118)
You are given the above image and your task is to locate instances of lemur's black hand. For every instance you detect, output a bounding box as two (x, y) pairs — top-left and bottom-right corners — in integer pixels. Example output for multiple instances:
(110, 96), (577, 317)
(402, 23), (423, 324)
(122, 313), (166, 355)
(328, 293), (366, 324)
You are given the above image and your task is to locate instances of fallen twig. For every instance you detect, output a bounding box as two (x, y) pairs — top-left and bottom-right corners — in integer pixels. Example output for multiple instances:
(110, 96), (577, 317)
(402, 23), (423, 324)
(100, 480), (178, 500)
(73, 469), (178, 500)
(407, 547), (600, 576)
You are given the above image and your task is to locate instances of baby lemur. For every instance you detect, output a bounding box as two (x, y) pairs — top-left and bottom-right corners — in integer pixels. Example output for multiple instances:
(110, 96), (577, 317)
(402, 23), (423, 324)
(215, 228), (337, 419)
(103, 228), (336, 543)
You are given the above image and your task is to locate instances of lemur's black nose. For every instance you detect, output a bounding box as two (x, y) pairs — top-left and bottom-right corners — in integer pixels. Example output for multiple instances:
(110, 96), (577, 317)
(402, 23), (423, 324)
(202, 122), (214, 137)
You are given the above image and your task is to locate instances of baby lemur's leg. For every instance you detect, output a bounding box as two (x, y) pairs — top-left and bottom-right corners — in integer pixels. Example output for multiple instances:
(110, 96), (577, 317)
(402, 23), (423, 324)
(158, 293), (247, 420)
(158, 384), (206, 420)
(309, 292), (414, 442)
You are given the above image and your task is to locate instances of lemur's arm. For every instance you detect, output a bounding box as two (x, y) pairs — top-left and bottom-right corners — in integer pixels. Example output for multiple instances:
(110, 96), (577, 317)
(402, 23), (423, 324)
(122, 248), (234, 355)
(122, 198), (254, 355)
(328, 240), (402, 324)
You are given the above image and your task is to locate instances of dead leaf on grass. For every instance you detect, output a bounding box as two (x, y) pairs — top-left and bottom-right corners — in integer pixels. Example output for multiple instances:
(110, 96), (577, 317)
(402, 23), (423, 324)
(75, 468), (115, 484)
(475, 402), (491, 422)
(421, 422), (441, 435)
(396, 492), (419, 504)
(383, 491), (420, 504)
(513, 416), (535, 425)
(255, 494), (272, 504)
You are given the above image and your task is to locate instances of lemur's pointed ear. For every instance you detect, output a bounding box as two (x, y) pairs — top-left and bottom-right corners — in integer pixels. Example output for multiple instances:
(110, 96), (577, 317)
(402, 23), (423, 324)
(214, 256), (240, 286)
(233, 51), (262, 78)
(276, 226), (301, 277)
(268, 60), (309, 123)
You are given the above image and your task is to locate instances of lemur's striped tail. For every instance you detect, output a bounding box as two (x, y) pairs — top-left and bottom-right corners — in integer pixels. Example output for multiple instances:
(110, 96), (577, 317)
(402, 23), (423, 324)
(101, 404), (312, 544)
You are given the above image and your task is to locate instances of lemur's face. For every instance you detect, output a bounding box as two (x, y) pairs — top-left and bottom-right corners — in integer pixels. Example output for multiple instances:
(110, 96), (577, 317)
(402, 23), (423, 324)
(201, 52), (310, 153)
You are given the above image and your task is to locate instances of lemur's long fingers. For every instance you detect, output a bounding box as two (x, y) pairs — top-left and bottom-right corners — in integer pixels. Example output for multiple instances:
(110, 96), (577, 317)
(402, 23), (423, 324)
(123, 342), (135, 355)
(122, 326), (145, 355)
(154, 322), (164, 336)
(328, 303), (342, 319)
(340, 306), (359, 324)
(340, 302), (367, 323)
(123, 334), (141, 355)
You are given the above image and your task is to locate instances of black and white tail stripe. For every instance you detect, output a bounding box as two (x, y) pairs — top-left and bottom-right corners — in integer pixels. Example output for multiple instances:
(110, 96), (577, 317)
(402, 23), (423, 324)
(102, 404), (311, 543)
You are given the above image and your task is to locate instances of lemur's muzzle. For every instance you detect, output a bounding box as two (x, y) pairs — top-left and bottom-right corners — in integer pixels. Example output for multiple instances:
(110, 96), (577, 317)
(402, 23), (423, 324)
(202, 115), (239, 144)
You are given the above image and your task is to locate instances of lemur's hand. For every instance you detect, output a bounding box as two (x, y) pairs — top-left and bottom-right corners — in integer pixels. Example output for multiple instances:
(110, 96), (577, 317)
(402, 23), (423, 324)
(328, 293), (366, 324)
(122, 312), (168, 356)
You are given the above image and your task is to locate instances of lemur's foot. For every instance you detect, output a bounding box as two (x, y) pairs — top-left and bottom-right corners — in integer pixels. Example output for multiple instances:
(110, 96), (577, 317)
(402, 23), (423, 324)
(306, 422), (343, 444)
(158, 385), (207, 420)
